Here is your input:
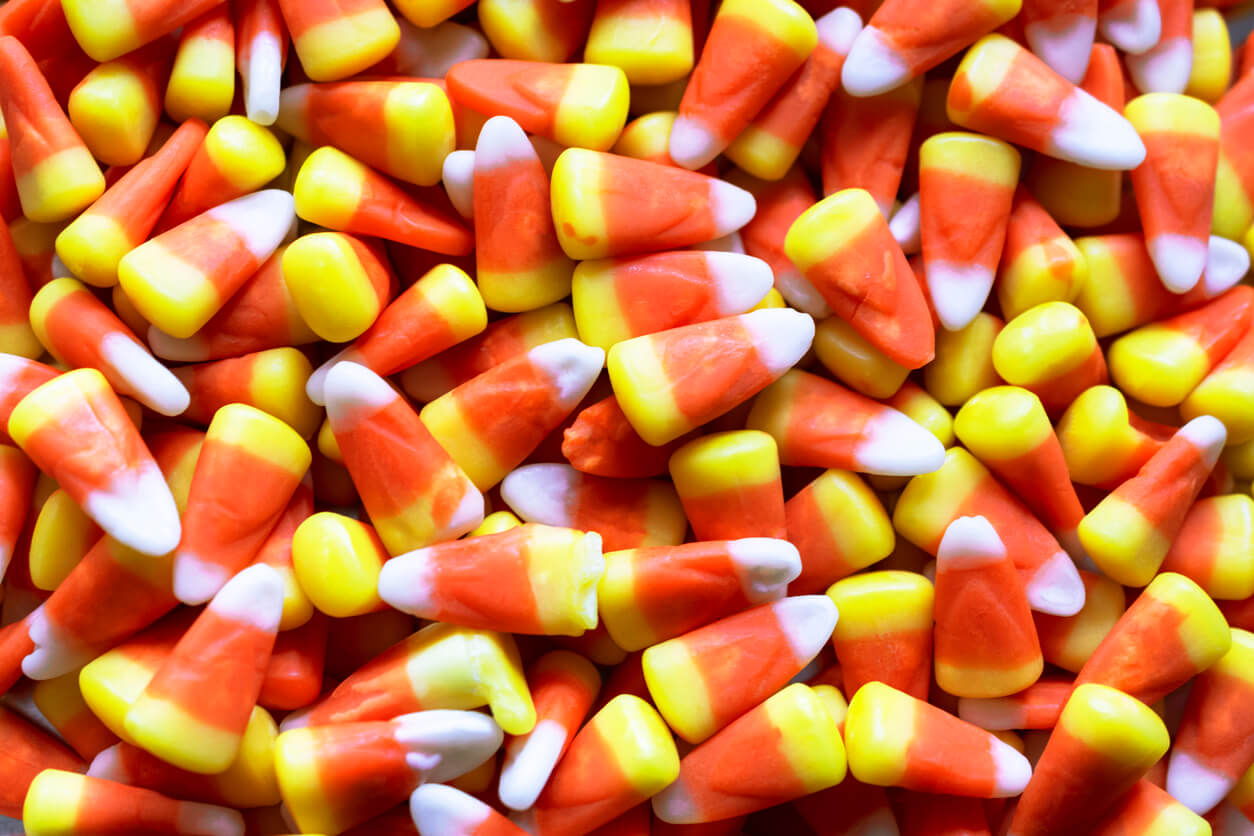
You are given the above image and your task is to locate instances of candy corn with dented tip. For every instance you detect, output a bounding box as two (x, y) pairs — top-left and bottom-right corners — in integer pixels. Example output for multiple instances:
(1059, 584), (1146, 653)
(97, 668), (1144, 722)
(654, 683), (846, 823)
(668, 431), (786, 541)
(278, 0), (399, 81)
(164, 6), (234, 124)
(22, 770), (244, 836)
(826, 571), (933, 699)
(294, 147), (472, 257)
(1161, 494), (1254, 599)
(550, 149), (757, 260)
(501, 464), (687, 551)
(29, 278), (188, 417)
(1127, 0), (1194, 94)
(609, 309), (815, 446)
(67, 40), (172, 168)
(933, 516), (1043, 698)
(1079, 415), (1226, 586)
(513, 695), (679, 836)
(172, 347), (321, 440)
(1075, 572), (1231, 704)
(276, 710), (502, 834)
(499, 650), (600, 811)
(378, 523), (603, 636)
(0, 37), (103, 223)
(1214, 74), (1254, 240)
(234, 0), (287, 125)
(447, 59), (629, 152)
(919, 132), (1020, 332)
(844, 681), (1032, 797)
(324, 362), (483, 555)
(277, 81), (454, 186)
(281, 232), (396, 344)
(599, 538), (801, 652)
(8, 368), (180, 557)
(1008, 684), (1170, 836)
(420, 338), (603, 490)
(948, 34), (1147, 170)
(997, 188), (1089, 321)
(643, 595), (837, 743)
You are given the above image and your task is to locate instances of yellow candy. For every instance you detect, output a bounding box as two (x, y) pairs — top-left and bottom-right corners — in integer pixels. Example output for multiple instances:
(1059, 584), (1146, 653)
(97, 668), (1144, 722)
(1185, 9), (1231, 104)
(1078, 494), (1168, 589)
(316, 417), (342, 463)
(997, 230), (1088, 322)
(28, 488), (98, 591)
(282, 233), (387, 344)
(812, 682), (849, 729)
(67, 60), (159, 167)
(1055, 386), (1150, 487)
(758, 683), (848, 792)
(165, 24), (236, 123)
(613, 111), (681, 163)
(550, 64), (632, 152)
(1060, 683), (1169, 766)
(826, 571), (934, 641)
(991, 302), (1100, 391)
(21, 770), (98, 836)
(585, 3), (694, 86)
(813, 316), (909, 400)
(1181, 356), (1254, 446)
(585, 695), (681, 794)
(753, 289), (788, 310)
(476, 0), (582, 63)
(1214, 148), (1254, 242)
(922, 313), (1003, 407)
(668, 430), (780, 507)
(392, 0), (471, 27)
(292, 512), (388, 618)
(1037, 571), (1125, 673)
(1224, 438), (1254, 481)
(15, 144), (104, 224)
(290, 5), (400, 82)
(953, 385), (1052, 463)
(842, 681), (918, 786)
(1107, 322), (1209, 407)
(798, 469), (896, 577)
(203, 116), (288, 194)
(471, 510), (523, 537)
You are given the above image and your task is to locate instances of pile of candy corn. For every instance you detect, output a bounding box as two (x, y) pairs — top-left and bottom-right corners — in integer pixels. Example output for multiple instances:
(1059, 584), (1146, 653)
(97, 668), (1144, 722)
(0, 0), (1253, 834)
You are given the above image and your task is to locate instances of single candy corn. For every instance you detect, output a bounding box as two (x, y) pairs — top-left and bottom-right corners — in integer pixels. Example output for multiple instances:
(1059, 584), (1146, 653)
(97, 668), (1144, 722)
(164, 6), (234, 123)
(821, 78), (922, 220)
(55, 118), (206, 288)
(277, 80), (454, 186)
(1020, 0), (1099, 83)
(785, 187), (935, 367)
(281, 232), (396, 343)
(812, 315), (911, 400)
(1079, 415), (1226, 586)
(379, 523), (603, 636)
(60, 0), (224, 62)
(599, 538), (800, 652)
(1125, 93), (1220, 292)
(156, 116), (287, 232)
(997, 188), (1089, 321)
(550, 149), (756, 260)
(1055, 384), (1174, 488)
(278, 0), (400, 81)
(1009, 684), (1170, 835)
(825, 571), (933, 699)
(259, 611), (326, 710)
(293, 146), (472, 256)
(991, 302), (1107, 414)
(787, 469), (895, 595)
(0, 222), (37, 358)
(642, 596), (837, 743)
(446, 59), (629, 152)
(172, 347), (322, 440)
(948, 34), (1146, 170)
(118, 189), (294, 339)
(583, 0), (691, 84)
(477, 0), (593, 63)
(1075, 572), (1232, 704)
(173, 404), (310, 605)
(1183, 324), (1254, 444)
(668, 431), (786, 541)
(442, 149), (475, 218)
(67, 39), (172, 167)
(1033, 570), (1125, 674)
(501, 464), (687, 551)
(654, 683), (846, 823)
(29, 278), (189, 417)
(1161, 494), (1254, 600)
(291, 512), (390, 618)
(844, 681), (1032, 797)
(748, 369), (946, 476)
(22, 770), (244, 836)
(284, 622), (535, 736)
(919, 132), (1020, 331)
(8, 369), (180, 557)
(234, 0), (286, 125)
(933, 516), (1043, 699)
(1126, 0), (1194, 94)
(474, 116), (574, 312)
(1099, 0), (1162, 54)
(571, 251), (773, 352)
(0, 37), (103, 222)
(513, 695), (679, 836)
(420, 338), (603, 490)
(894, 447), (1086, 616)
(609, 309), (814, 446)
(1096, 780), (1211, 836)
(276, 711), (502, 834)
(499, 650), (600, 811)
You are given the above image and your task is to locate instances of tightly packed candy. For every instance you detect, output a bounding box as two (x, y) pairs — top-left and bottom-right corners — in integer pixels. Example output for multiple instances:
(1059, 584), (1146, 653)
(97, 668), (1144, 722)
(2, 1), (1254, 835)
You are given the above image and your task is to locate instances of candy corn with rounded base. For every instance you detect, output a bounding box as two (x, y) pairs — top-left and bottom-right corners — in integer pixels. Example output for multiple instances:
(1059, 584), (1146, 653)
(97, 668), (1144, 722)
(825, 571), (933, 699)
(667, 431), (786, 541)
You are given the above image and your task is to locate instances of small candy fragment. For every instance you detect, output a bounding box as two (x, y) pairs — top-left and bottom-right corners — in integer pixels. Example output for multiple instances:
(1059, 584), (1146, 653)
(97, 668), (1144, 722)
(173, 347), (322, 440)
(1020, 0), (1099, 83)
(234, 0), (287, 125)
(1126, 0), (1194, 94)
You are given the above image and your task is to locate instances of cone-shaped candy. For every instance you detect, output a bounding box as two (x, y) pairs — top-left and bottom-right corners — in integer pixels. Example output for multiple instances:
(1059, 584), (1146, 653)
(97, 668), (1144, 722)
(0, 704), (84, 818)
(1095, 780), (1211, 836)
(164, 6), (234, 124)
(583, 0), (691, 84)
(826, 570), (933, 699)
(234, 0), (287, 125)
(1126, 0), (1194, 94)
(667, 431), (786, 541)
(278, 0), (399, 81)
(172, 347), (321, 441)
(957, 675), (1075, 730)
(1161, 494), (1254, 600)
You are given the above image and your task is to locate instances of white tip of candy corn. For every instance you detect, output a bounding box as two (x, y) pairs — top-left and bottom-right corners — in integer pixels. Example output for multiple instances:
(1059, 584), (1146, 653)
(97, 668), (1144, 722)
(1127, 37), (1192, 95)
(86, 462), (182, 558)
(172, 552), (232, 606)
(1178, 415), (1227, 469)
(205, 190), (295, 261)
(526, 338), (604, 407)
(23, 606), (92, 680)
(1099, 0), (1161, 54)
(927, 262), (995, 332)
(816, 7), (863, 56)
(652, 773), (700, 824)
(1025, 15), (1097, 84)
(178, 801), (246, 836)
(708, 178), (758, 238)
(774, 266), (833, 318)
(1148, 234), (1208, 294)
(1024, 550), (1086, 616)
(323, 361), (397, 430)
(476, 116), (537, 171)
(1047, 89), (1147, 171)
(937, 516), (1006, 570)
(727, 538), (802, 604)
(87, 744), (129, 782)
(305, 347), (356, 406)
(742, 308), (816, 376)
(957, 696), (1024, 731)
(411, 784), (495, 836)
(706, 253), (775, 315)
(890, 192), (922, 254)
(377, 547), (437, 617)
(243, 32), (283, 126)
(841, 26), (911, 97)
(208, 564), (284, 633)
(774, 595), (839, 663)
(1203, 235), (1251, 298)
(499, 718), (570, 811)
(1167, 750), (1233, 814)
(990, 736), (1033, 797)
(443, 150), (476, 220)
(146, 326), (209, 363)
(669, 114), (722, 171)
(393, 710), (504, 783)
(500, 463), (578, 528)
(100, 334), (190, 417)
(856, 408), (947, 477)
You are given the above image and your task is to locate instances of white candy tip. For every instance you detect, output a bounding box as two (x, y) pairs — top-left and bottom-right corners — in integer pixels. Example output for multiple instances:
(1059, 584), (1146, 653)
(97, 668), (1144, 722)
(498, 718), (569, 811)
(1099, 0), (1162, 54)
(937, 516), (1006, 570)
(668, 115), (722, 170)
(816, 7), (863, 56)
(741, 307), (816, 377)
(1178, 415), (1228, 467)
(1050, 90), (1147, 171)
(146, 326), (208, 363)
(100, 334), (190, 417)
(1148, 234), (1208, 294)
(410, 784), (494, 836)
(208, 564), (285, 633)
(708, 178), (758, 238)
(172, 552), (232, 606)
(1025, 550), (1086, 616)
(890, 192), (922, 254)
(990, 736), (1033, 796)
(651, 774), (700, 824)
(86, 465), (182, 557)
(500, 463), (578, 528)
(841, 26), (911, 97)
(443, 150), (476, 220)
(1203, 235), (1250, 297)
(323, 361), (397, 430)
(774, 595), (839, 662)
(927, 262), (995, 332)
(377, 549), (436, 617)
(1025, 16), (1097, 84)
(857, 408), (947, 477)
(1166, 750), (1233, 815)
(1127, 37), (1193, 94)
(726, 538), (802, 603)
(476, 116), (536, 171)
(86, 744), (127, 781)
(525, 338), (604, 407)
(705, 252), (774, 314)
(393, 710), (504, 783)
